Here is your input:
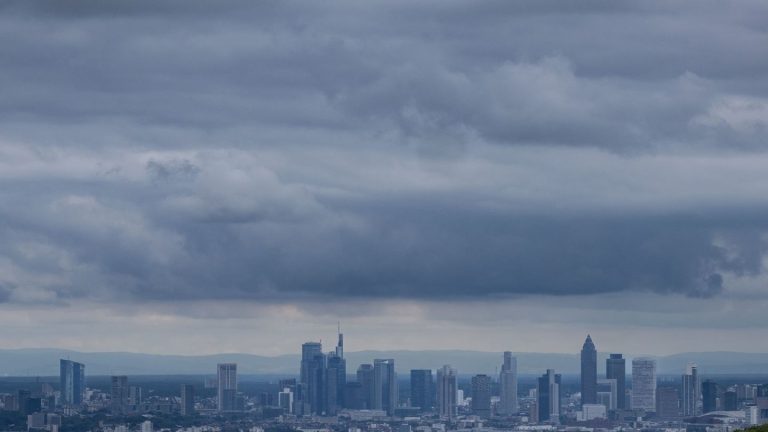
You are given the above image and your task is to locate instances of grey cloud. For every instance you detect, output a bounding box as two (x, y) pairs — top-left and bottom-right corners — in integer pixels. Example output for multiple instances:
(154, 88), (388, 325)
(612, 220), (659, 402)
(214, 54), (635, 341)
(0, 1), (767, 306)
(0, 284), (13, 303)
(146, 159), (200, 182)
(0, 1), (767, 152)
(1, 152), (766, 304)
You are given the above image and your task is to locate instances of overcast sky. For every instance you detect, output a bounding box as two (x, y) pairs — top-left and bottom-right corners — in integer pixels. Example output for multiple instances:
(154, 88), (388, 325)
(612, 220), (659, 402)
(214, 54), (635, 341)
(0, 0), (767, 356)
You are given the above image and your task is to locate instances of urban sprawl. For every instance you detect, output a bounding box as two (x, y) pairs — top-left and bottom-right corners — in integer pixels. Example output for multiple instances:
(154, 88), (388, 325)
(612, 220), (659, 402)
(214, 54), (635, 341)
(4, 333), (768, 432)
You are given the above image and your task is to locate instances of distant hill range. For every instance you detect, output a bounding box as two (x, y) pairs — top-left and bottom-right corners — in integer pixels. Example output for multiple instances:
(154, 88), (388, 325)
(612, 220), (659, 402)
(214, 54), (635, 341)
(1, 348), (767, 376)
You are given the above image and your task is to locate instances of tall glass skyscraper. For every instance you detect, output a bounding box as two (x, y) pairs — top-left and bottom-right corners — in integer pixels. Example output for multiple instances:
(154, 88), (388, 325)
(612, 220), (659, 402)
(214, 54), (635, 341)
(373, 359), (396, 416)
(436, 365), (457, 419)
(180, 384), (195, 416)
(537, 369), (561, 422)
(356, 364), (375, 409)
(110, 375), (129, 414)
(325, 333), (346, 416)
(681, 362), (699, 416)
(217, 363), (237, 412)
(299, 342), (324, 415)
(410, 369), (433, 411)
(59, 359), (85, 407)
(471, 374), (492, 418)
(499, 351), (518, 415)
(656, 386), (681, 419)
(606, 354), (626, 409)
(580, 335), (597, 405)
(702, 379), (718, 414)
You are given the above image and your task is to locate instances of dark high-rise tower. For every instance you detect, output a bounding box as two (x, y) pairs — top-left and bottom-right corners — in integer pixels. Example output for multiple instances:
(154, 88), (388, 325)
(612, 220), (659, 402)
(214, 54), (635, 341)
(606, 354), (626, 409)
(110, 376), (129, 414)
(181, 384), (195, 416)
(410, 369), (433, 411)
(471, 374), (492, 418)
(325, 333), (346, 417)
(537, 369), (561, 422)
(335, 324), (344, 358)
(299, 342), (324, 415)
(59, 359), (85, 407)
(357, 364), (375, 409)
(656, 386), (680, 419)
(702, 380), (718, 414)
(580, 335), (597, 405)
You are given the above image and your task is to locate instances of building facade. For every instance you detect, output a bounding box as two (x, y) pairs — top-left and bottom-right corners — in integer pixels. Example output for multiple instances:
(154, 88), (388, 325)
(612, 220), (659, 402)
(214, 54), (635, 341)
(606, 354), (626, 410)
(217, 363), (238, 412)
(499, 351), (518, 415)
(656, 386), (680, 419)
(110, 376), (129, 414)
(631, 358), (656, 412)
(580, 335), (597, 405)
(373, 359), (396, 416)
(436, 365), (457, 419)
(538, 369), (561, 422)
(682, 363), (700, 416)
(59, 359), (85, 407)
(410, 369), (433, 412)
(471, 374), (492, 418)
(181, 384), (195, 416)
(357, 364), (375, 409)
(702, 380), (718, 414)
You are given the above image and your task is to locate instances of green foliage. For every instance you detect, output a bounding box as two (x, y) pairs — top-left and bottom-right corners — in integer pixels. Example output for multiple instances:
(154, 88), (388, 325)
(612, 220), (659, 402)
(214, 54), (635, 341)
(60, 413), (107, 432)
(60, 412), (207, 432)
(264, 425), (300, 432)
(738, 425), (768, 432)
(0, 410), (26, 431)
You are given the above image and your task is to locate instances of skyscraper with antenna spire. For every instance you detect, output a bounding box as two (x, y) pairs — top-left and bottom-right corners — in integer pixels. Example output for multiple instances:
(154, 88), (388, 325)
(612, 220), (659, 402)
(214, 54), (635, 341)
(326, 324), (346, 415)
(336, 322), (343, 358)
(580, 335), (597, 405)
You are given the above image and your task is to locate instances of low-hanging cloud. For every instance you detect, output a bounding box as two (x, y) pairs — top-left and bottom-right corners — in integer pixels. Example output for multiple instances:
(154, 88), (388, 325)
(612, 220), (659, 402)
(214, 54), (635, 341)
(0, 0), (766, 306)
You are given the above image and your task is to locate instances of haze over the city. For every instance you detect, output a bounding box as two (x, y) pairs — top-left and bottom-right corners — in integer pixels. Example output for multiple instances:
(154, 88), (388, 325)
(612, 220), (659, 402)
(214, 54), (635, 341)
(0, 0), (767, 356)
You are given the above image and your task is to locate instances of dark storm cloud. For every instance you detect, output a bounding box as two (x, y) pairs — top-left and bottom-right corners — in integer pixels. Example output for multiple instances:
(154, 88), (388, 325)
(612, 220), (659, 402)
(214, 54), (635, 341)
(0, 1), (767, 304)
(1, 0), (767, 151)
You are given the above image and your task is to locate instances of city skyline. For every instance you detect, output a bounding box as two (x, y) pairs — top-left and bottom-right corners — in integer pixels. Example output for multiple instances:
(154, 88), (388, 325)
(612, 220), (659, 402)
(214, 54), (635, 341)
(2, 330), (762, 379)
(10, 334), (768, 426)
(2, 0), (768, 430)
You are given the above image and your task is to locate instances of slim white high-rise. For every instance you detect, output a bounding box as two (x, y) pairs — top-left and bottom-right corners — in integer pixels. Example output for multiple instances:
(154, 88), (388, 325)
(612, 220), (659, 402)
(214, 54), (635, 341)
(681, 362), (699, 416)
(631, 358), (656, 412)
(373, 359), (396, 416)
(217, 363), (238, 412)
(499, 351), (518, 415)
(436, 365), (458, 419)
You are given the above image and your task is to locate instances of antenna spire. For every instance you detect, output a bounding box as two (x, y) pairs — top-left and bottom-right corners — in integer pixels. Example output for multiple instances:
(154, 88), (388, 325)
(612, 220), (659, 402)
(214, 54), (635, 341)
(336, 321), (344, 358)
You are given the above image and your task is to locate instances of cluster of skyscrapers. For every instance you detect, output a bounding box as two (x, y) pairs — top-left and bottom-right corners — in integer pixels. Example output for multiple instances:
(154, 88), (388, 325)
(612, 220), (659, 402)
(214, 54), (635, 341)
(44, 334), (768, 426)
(279, 340), (520, 421)
(573, 335), (768, 423)
(281, 330), (399, 417)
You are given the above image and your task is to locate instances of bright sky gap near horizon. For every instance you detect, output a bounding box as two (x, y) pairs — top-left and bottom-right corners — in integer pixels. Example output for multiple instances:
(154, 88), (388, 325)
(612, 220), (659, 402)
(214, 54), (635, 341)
(0, 1), (767, 356)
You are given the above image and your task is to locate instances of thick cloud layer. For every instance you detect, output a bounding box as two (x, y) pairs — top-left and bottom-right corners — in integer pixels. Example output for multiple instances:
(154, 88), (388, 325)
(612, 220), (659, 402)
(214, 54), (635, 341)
(0, 0), (767, 306)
